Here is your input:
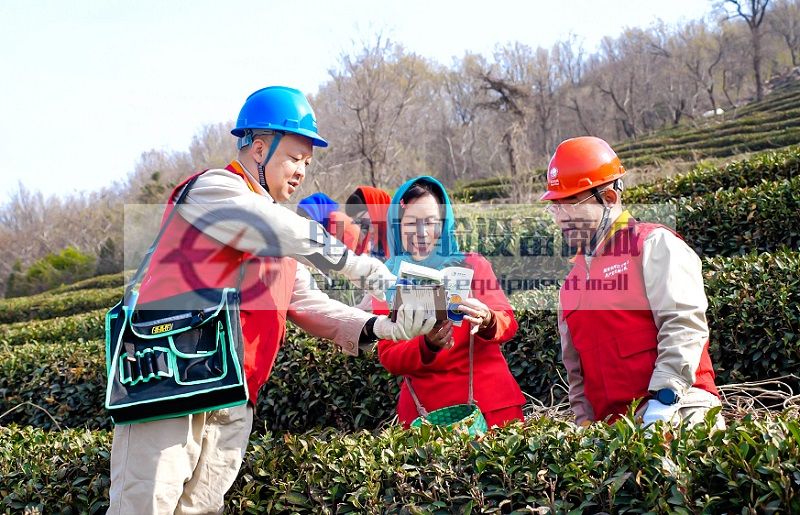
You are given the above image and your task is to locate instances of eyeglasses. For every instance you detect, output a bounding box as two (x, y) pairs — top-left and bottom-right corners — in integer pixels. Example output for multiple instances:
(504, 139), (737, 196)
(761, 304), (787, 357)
(545, 192), (599, 216)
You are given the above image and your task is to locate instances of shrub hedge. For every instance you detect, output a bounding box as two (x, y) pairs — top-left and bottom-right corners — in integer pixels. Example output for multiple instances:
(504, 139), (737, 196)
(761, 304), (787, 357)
(0, 340), (108, 430)
(619, 128), (800, 168)
(0, 426), (111, 513)
(0, 288), (120, 324)
(614, 111), (800, 156)
(232, 413), (800, 513)
(457, 137), (800, 203)
(624, 146), (800, 203)
(0, 309), (105, 346)
(705, 250), (800, 383)
(450, 175), (799, 261)
(676, 176), (800, 257)
(452, 171), (545, 202)
(49, 272), (125, 294)
(1, 251), (796, 434)
(2, 413), (799, 513)
(617, 114), (800, 159)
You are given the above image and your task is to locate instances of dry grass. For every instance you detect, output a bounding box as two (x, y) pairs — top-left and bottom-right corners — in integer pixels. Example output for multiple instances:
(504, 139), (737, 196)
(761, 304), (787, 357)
(522, 374), (800, 422)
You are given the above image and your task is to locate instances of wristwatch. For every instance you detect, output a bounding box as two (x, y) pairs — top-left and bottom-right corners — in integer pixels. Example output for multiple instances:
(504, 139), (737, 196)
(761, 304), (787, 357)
(653, 388), (680, 405)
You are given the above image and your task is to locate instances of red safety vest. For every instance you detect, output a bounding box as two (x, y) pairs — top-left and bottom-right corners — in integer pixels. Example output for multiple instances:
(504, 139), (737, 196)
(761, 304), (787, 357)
(137, 162), (297, 403)
(559, 219), (718, 422)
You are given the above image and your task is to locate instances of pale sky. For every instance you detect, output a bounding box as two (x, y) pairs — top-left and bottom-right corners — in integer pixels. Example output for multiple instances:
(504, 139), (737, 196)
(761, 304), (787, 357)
(0, 0), (712, 202)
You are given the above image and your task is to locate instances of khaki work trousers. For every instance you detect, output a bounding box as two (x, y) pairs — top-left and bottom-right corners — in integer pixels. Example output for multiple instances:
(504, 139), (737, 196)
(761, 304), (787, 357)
(107, 404), (253, 515)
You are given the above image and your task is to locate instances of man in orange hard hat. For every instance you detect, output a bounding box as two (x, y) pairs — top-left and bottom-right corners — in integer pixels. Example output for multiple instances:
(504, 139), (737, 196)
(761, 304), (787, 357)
(541, 136), (724, 429)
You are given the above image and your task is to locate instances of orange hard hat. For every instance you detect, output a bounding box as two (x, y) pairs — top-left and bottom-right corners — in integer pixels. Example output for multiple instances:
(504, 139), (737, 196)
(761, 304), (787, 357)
(540, 136), (626, 201)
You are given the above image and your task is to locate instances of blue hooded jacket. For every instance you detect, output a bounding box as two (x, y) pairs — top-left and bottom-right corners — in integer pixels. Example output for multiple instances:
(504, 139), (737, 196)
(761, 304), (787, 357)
(385, 176), (465, 283)
(297, 193), (339, 226)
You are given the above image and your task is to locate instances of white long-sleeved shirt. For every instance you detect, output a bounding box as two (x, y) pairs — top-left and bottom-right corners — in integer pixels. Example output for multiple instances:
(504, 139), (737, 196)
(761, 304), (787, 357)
(175, 162), (371, 355)
(177, 165), (351, 269)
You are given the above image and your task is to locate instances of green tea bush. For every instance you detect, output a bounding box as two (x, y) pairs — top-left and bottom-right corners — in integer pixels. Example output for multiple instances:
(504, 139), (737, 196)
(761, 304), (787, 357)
(0, 341), (108, 430)
(625, 146), (800, 203)
(705, 251), (800, 383)
(254, 329), (398, 432)
(2, 252), (796, 433)
(0, 426), (111, 514)
(230, 414), (800, 513)
(620, 128), (800, 168)
(0, 288), (120, 324)
(616, 112), (800, 156)
(0, 309), (105, 345)
(2, 413), (798, 513)
(50, 273), (125, 294)
(677, 177), (800, 257)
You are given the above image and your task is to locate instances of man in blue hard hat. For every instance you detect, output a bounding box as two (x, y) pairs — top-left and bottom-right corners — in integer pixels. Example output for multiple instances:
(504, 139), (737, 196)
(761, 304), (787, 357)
(107, 86), (436, 513)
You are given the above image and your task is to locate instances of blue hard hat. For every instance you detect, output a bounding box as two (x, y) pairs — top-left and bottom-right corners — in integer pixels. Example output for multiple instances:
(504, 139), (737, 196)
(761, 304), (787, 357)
(232, 86), (328, 147)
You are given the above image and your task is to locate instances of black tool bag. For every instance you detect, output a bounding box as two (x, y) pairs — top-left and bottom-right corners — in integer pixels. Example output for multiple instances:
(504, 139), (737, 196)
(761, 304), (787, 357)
(104, 176), (248, 424)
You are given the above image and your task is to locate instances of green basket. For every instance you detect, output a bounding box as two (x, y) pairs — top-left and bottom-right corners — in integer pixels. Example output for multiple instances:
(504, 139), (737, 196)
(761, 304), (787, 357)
(410, 403), (487, 436)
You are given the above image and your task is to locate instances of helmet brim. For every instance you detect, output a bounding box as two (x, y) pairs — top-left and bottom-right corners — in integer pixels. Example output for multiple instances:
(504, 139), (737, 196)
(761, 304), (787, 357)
(291, 128), (329, 148)
(539, 174), (624, 201)
(540, 189), (572, 201)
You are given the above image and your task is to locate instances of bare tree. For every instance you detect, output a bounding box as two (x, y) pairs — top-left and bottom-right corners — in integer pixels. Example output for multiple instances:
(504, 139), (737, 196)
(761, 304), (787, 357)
(188, 122), (236, 172)
(676, 21), (726, 112)
(594, 32), (649, 138)
(437, 54), (490, 181)
(528, 46), (563, 155)
(723, 0), (772, 100)
(716, 20), (754, 107)
(770, 0), (800, 66)
(326, 36), (426, 187)
(476, 71), (530, 177)
(555, 36), (596, 136)
(645, 23), (700, 126)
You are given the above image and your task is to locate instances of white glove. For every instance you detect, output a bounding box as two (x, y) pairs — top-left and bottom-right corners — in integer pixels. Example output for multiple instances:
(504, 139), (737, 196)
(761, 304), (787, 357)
(340, 252), (396, 301)
(373, 302), (436, 341)
(641, 399), (680, 428)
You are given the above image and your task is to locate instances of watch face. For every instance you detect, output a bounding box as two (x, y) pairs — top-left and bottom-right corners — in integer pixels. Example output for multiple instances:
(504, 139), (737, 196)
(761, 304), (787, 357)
(657, 389), (677, 405)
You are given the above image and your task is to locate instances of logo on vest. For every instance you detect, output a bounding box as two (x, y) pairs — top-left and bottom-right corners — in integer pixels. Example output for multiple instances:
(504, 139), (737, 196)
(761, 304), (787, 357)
(603, 260), (629, 278)
(564, 273), (629, 291)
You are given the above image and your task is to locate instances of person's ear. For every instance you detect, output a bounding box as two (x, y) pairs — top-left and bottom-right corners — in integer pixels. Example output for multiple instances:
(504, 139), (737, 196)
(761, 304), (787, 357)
(602, 188), (619, 205)
(250, 137), (267, 163)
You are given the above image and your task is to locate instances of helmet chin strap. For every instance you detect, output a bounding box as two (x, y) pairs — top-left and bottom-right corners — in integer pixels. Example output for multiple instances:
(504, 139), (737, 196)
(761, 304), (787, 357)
(255, 131), (284, 192)
(586, 179), (622, 257)
(588, 201), (613, 257)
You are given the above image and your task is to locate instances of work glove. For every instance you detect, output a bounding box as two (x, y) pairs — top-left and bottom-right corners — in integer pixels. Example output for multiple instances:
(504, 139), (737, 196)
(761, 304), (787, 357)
(456, 297), (494, 335)
(641, 399), (681, 428)
(340, 252), (396, 301)
(373, 302), (436, 341)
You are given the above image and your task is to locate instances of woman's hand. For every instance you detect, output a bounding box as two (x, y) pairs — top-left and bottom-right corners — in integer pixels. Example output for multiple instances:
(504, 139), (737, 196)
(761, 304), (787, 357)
(425, 320), (454, 351)
(457, 298), (494, 335)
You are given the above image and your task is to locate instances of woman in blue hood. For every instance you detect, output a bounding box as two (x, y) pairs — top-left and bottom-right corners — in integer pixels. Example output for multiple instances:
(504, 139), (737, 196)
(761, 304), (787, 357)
(376, 176), (525, 429)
